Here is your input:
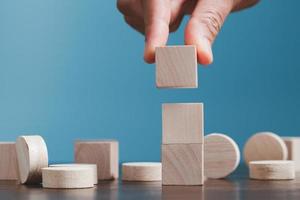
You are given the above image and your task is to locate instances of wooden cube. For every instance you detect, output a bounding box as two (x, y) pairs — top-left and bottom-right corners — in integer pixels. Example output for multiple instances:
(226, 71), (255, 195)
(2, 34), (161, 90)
(282, 137), (300, 171)
(75, 140), (119, 180)
(162, 143), (203, 185)
(0, 142), (18, 180)
(162, 103), (203, 144)
(156, 45), (198, 88)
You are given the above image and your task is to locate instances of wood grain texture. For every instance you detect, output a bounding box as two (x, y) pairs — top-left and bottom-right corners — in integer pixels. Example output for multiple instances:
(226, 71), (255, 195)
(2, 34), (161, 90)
(156, 45), (198, 88)
(122, 162), (161, 181)
(49, 164), (98, 184)
(0, 142), (18, 180)
(282, 137), (300, 171)
(16, 135), (48, 184)
(42, 167), (94, 189)
(243, 132), (288, 165)
(75, 140), (118, 180)
(204, 133), (240, 179)
(162, 144), (203, 185)
(162, 103), (203, 144)
(249, 160), (295, 180)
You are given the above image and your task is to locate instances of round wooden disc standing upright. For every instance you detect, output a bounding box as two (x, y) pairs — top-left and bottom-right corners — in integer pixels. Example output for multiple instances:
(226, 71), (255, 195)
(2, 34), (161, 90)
(16, 135), (48, 184)
(243, 132), (288, 165)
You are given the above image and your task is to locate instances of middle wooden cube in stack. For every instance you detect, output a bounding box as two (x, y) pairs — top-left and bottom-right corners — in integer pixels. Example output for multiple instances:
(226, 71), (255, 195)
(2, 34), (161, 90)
(162, 103), (204, 185)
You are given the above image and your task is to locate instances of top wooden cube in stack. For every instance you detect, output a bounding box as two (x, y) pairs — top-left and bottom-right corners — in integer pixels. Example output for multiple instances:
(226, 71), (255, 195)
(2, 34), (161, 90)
(162, 103), (203, 144)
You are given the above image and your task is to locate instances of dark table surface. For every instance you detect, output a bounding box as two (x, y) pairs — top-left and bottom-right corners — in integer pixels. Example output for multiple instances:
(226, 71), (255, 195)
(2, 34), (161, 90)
(0, 166), (299, 200)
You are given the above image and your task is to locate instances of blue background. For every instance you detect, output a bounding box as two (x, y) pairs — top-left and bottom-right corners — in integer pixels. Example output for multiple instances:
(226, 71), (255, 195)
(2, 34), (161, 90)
(0, 1), (299, 163)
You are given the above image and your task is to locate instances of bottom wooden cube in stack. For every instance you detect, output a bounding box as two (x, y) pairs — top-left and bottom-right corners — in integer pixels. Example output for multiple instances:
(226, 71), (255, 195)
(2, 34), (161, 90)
(162, 143), (203, 185)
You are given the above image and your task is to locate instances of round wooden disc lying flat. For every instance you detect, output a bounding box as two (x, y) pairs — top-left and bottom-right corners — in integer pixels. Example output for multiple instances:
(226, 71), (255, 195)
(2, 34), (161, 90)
(204, 133), (240, 179)
(16, 135), (48, 184)
(243, 132), (288, 165)
(249, 160), (295, 180)
(49, 164), (98, 184)
(122, 162), (162, 181)
(42, 167), (94, 189)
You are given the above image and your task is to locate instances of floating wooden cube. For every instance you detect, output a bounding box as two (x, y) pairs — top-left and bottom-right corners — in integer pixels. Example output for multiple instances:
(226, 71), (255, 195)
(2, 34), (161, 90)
(162, 143), (203, 185)
(162, 103), (203, 144)
(282, 137), (300, 171)
(0, 142), (18, 180)
(156, 45), (198, 88)
(75, 140), (119, 180)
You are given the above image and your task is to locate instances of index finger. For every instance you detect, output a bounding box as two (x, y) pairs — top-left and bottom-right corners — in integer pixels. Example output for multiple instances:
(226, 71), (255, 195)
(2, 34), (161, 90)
(143, 0), (171, 63)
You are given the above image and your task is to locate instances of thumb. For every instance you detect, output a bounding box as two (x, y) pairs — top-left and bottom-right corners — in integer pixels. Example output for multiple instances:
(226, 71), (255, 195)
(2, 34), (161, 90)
(185, 0), (234, 65)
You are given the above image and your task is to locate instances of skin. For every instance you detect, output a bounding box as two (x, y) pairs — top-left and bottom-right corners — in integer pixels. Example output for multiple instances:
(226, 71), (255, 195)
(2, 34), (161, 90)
(117, 0), (259, 64)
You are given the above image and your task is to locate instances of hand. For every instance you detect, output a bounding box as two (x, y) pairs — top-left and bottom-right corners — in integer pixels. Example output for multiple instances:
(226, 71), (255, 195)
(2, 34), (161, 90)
(117, 0), (259, 64)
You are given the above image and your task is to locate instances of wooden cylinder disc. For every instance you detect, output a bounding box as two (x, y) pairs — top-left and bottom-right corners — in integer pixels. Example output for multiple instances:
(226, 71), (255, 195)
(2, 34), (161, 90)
(122, 162), (162, 181)
(243, 132), (288, 165)
(49, 164), (98, 184)
(249, 160), (295, 180)
(204, 133), (240, 179)
(42, 167), (94, 189)
(16, 135), (48, 184)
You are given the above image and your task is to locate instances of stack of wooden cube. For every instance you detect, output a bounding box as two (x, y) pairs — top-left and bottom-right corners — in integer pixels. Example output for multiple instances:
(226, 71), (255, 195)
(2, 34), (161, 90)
(162, 103), (204, 185)
(156, 45), (203, 185)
